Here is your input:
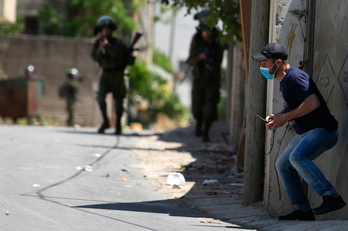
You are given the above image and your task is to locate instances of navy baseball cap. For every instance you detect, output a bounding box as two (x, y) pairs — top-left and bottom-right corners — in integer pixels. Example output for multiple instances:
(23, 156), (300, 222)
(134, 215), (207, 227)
(252, 43), (288, 62)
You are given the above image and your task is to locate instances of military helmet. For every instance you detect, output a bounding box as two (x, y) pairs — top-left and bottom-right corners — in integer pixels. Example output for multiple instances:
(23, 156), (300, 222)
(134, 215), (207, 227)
(93, 15), (117, 35)
(66, 68), (79, 79)
(26, 65), (36, 73)
(25, 65), (36, 77)
(194, 10), (213, 30)
(194, 9), (210, 21)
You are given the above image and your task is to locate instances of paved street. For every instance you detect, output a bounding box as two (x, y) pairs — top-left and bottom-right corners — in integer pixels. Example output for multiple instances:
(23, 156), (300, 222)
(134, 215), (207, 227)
(0, 125), (252, 231)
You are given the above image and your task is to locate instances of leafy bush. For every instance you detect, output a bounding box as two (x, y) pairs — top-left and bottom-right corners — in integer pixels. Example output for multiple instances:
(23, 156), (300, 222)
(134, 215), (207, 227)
(65, 0), (137, 37)
(153, 48), (174, 73)
(38, 4), (63, 35)
(128, 61), (189, 127)
(0, 16), (24, 35)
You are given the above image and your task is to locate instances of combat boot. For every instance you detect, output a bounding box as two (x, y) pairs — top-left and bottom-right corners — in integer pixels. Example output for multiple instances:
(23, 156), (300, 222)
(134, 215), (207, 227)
(195, 120), (202, 137)
(202, 121), (212, 142)
(98, 120), (109, 134)
(115, 104), (123, 135)
(115, 118), (122, 135)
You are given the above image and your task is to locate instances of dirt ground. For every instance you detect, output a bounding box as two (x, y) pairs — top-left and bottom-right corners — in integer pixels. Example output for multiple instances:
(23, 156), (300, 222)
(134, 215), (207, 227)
(131, 122), (348, 230)
(132, 122), (245, 216)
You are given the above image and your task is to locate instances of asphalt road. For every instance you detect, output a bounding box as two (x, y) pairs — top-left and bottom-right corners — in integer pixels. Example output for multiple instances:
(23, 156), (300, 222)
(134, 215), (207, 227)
(0, 125), (252, 231)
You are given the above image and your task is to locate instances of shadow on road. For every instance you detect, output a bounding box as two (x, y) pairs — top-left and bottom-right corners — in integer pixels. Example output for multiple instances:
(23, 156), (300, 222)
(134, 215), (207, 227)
(74, 199), (201, 217)
(24, 123), (247, 229)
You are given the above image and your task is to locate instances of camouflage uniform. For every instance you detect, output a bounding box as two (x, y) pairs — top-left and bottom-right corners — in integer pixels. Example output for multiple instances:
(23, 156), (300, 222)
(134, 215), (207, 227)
(186, 28), (223, 141)
(91, 36), (129, 134)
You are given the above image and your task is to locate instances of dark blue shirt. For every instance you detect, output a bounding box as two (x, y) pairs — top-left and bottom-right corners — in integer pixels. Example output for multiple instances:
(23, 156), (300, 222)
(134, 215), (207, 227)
(279, 67), (338, 134)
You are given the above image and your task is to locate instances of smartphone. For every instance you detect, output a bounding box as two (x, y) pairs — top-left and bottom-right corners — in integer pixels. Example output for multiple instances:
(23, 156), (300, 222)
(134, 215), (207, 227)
(256, 115), (272, 123)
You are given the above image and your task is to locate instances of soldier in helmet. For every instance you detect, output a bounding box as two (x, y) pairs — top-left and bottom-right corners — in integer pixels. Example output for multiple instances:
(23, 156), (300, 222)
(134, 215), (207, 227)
(58, 68), (81, 126)
(25, 65), (36, 78)
(186, 10), (224, 142)
(24, 65), (45, 125)
(91, 15), (130, 135)
(91, 16), (129, 135)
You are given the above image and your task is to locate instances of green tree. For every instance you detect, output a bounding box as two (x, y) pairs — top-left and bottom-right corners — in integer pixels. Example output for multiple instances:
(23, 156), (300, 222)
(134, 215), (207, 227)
(65, 0), (137, 38)
(38, 4), (63, 35)
(128, 61), (189, 127)
(161, 0), (241, 44)
(0, 16), (24, 35)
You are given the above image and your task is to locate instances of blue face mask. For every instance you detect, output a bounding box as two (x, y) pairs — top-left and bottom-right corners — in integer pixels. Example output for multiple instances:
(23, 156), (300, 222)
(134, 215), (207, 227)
(260, 61), (279, 80)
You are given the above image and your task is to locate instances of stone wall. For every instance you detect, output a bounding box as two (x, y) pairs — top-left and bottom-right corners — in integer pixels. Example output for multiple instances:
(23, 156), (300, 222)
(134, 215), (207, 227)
(0, 34), (102, 127)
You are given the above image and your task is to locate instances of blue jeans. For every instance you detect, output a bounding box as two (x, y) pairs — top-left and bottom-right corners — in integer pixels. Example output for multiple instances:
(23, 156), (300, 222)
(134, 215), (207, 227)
(275, 128), (338, 209)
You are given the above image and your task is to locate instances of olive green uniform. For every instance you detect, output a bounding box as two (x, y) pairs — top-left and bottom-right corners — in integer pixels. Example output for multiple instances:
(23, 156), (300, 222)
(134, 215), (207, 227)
(91, 36), (129, 133)
(59, 79), (79, 126)
(186, 31), (223, 137)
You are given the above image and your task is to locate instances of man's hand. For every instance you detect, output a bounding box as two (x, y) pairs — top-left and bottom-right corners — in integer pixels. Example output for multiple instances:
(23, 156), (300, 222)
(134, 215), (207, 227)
(99, 38), (109, 51)
(199, 53), (206, 60)
(266, 94), (320, 131)
(206, 64), (214, 69)
(265, 114), (287, 130)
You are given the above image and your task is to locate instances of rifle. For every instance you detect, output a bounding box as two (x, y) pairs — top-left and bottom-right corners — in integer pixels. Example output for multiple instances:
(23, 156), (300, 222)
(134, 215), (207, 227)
(127, 32), (143, 65)
(179, 65), (193, 85)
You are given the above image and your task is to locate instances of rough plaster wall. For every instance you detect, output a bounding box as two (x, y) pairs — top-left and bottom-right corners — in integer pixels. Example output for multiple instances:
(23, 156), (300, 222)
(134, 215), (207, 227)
(0, 35), (101, 127)
(307, 0), (348, 220)
(265, 0), (309, 217)
(265, 0), (348, 220)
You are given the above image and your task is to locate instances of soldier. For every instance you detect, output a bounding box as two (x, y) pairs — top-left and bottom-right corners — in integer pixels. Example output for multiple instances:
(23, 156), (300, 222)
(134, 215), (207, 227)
(58, 68), (81, 126)
(25, 65), (36, 78)
(252, 43), (346, 220)
(24, 65), (44, 125)
(186, 11), (224, 142)
(91, 15), (130, 135)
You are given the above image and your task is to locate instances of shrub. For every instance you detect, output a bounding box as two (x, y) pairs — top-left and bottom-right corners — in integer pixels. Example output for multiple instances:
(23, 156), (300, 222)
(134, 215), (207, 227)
(153, 48), (174, 73)
(128, 61), (189, 127)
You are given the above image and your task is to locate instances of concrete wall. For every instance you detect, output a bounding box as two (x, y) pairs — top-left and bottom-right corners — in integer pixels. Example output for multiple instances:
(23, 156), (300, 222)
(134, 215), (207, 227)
(307, 0), (348, 220)
(264, 0), (308, 217)
(264, 0), (348, 220)
(0, 34), (101, 127)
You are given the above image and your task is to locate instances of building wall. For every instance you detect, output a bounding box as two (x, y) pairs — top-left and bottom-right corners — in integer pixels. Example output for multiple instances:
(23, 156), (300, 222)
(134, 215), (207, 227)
(0, 0), (17, 23)
(16, 0), (68, 16)
(264, 0), (308, 217)
(0, 34), (101, 127)
(307, 0), (348, 220)
(264, 0), (348, 220)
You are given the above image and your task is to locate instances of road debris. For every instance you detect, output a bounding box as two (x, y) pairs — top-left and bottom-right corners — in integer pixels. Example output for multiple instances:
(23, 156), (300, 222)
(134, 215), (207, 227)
(202, 179), (219, 185)
(167, 172), (186, 185)
(198, 218), (222, 224)
(180, 164), (193, 168)
(83, 166), (93, 172)
(230, 183), (243, 187)
(101, 173), (109, 178)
